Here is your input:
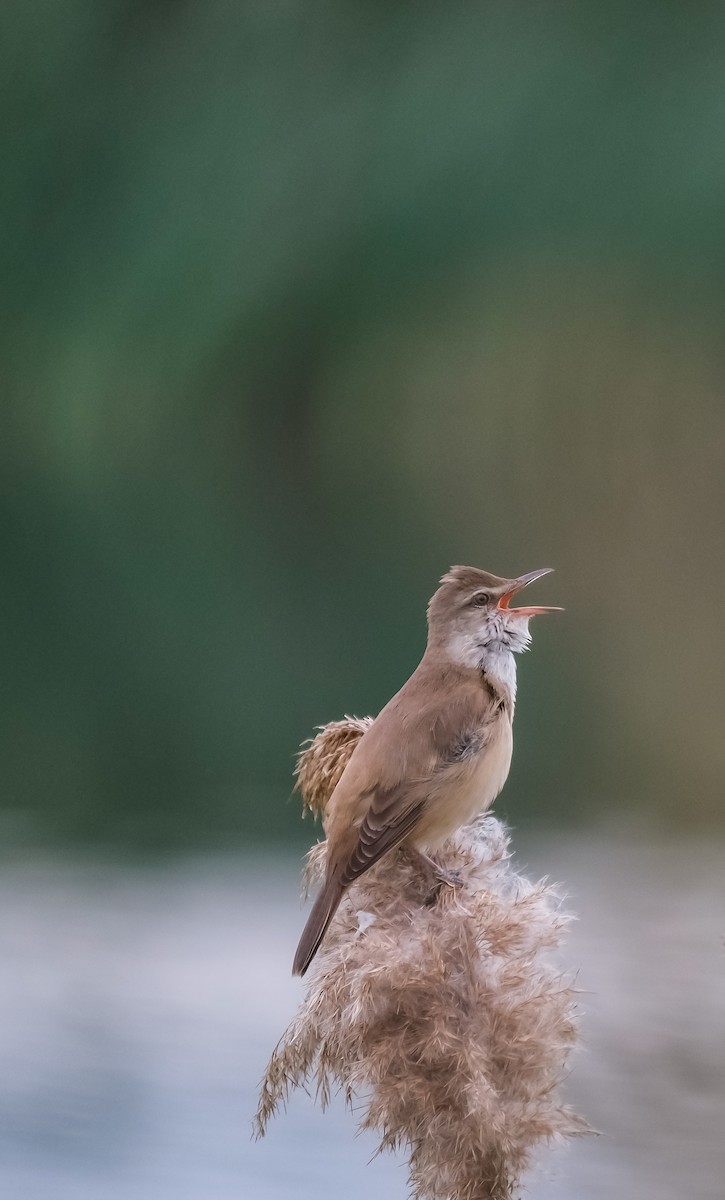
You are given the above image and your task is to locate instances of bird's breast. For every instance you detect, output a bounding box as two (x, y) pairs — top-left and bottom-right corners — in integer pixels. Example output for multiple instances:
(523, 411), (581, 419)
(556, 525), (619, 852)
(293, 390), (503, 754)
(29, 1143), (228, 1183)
(411, 714), (513, 851)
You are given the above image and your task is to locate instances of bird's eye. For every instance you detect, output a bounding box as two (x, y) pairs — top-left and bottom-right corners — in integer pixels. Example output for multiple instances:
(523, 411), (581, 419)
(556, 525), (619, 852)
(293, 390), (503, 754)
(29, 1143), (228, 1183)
(471, 592), (490, 607)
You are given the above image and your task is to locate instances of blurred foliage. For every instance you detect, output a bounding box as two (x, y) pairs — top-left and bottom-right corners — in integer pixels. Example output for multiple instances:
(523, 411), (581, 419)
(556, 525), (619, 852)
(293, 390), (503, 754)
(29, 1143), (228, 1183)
(2, 1), (725, 847)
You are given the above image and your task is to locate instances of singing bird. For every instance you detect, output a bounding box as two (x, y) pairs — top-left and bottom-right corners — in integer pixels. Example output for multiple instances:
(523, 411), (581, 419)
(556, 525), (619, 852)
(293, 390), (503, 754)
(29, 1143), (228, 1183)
(292, 565), (561, 977)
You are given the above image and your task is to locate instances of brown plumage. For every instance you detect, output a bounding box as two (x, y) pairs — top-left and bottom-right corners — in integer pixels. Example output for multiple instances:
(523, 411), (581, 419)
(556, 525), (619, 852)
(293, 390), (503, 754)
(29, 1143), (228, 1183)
(292, 565), (560, 976)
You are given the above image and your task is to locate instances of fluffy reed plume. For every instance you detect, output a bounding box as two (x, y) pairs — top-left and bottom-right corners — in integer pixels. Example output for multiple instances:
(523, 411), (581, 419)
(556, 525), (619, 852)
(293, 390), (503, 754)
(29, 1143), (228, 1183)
(294, 714), (373, 820)
(256, 718), (588, 1200)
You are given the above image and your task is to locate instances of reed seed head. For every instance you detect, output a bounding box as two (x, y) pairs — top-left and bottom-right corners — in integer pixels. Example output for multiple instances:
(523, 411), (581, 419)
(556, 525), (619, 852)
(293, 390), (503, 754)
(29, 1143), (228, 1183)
(258, 718), (589, 1200)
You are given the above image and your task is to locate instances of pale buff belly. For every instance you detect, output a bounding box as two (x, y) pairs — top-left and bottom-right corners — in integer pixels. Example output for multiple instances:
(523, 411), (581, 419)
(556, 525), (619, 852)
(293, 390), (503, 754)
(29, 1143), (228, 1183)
(408, 717), (514, 851)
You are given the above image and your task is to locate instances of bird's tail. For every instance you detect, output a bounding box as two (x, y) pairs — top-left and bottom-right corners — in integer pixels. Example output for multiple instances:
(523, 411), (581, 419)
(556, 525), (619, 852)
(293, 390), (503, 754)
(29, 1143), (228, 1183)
(292, 874), (345, 977)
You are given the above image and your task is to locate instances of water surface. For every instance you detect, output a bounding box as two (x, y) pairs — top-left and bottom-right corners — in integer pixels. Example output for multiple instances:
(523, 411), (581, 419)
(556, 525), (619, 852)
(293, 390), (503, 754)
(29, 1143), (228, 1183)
(1, 834), (722, 1199)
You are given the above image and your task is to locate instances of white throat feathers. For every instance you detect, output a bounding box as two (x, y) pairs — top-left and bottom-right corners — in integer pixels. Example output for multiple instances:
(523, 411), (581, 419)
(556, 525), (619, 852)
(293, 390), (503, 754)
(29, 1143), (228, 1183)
(480, 645), (517, 704)
(447, 616), (533, 706)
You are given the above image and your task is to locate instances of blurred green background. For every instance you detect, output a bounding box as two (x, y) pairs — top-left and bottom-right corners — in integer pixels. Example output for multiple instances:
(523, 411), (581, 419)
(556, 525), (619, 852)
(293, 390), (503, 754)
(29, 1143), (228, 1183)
(4, 0), (724, 850)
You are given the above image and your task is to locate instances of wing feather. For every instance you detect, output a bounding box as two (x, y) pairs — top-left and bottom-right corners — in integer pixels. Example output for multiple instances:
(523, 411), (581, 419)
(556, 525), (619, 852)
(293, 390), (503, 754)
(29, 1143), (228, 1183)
(329, 668), (502, 889)
(339, 787), (426, 887)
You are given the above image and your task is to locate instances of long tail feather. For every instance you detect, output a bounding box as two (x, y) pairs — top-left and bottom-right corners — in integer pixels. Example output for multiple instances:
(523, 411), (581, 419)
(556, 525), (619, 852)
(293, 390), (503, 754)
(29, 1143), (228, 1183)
(292, 877), (345, 977)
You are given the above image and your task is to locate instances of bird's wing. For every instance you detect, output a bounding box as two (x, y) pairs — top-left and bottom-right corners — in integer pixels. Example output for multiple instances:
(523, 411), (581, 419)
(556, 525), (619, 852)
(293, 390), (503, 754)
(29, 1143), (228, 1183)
(327, 665), (500, 886)
(338, 783), (427, 887)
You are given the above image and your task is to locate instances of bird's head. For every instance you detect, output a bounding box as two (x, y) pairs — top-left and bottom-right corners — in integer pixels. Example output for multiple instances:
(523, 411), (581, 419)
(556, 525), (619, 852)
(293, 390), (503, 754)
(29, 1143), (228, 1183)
(427, 565), (562, 664)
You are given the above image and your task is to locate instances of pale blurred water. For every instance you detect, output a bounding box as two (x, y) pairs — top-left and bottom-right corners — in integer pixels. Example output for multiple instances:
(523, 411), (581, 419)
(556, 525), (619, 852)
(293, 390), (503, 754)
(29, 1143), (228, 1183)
(0, 834), (723, 1200)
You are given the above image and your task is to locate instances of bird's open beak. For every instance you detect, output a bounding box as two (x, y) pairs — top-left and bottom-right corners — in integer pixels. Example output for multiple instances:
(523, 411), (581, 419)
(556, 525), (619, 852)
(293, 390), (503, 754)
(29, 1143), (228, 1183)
(497, 568), (564, 617)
